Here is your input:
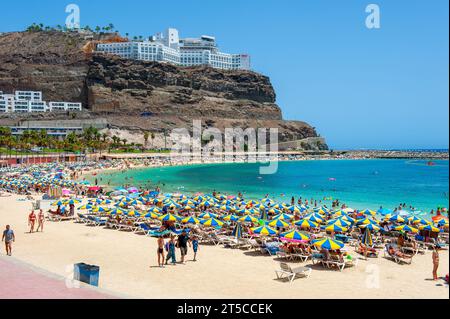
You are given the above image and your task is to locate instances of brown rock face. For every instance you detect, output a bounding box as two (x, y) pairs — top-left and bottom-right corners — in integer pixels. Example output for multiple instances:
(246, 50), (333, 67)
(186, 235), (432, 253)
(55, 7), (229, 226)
(86, 54), (281, 120)
(0, 31), (327, 149)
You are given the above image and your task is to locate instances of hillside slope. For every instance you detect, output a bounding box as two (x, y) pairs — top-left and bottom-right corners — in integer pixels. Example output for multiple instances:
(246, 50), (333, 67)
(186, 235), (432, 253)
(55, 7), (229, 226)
(0, 31), (327, 150)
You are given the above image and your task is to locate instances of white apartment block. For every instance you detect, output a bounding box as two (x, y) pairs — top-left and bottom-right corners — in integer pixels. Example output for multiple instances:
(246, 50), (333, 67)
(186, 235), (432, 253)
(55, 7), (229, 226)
(97, 28), (251, 71)
(15, 90), (43, 102)
(0, 90), (82, 113)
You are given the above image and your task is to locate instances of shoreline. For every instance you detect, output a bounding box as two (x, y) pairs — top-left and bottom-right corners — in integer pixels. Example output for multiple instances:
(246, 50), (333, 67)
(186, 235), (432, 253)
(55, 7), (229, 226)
(0, 193), (448, 299)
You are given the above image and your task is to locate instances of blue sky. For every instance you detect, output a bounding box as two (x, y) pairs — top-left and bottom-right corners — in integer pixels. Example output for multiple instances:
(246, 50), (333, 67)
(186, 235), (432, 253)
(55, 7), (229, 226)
(1, 0), (448, 149)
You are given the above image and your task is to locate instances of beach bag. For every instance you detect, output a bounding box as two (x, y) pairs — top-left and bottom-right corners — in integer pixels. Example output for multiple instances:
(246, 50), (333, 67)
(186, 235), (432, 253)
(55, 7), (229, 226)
(165, 242), (169, 252)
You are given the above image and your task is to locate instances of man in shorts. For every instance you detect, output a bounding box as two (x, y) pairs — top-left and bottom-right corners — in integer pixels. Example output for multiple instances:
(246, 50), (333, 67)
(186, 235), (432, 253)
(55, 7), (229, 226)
(177, 230), (190, 264)
(2, 225), (15, 256)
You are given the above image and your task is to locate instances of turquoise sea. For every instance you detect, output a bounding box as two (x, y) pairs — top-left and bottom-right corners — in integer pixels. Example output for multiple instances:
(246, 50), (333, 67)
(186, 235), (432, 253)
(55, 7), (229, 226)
(95, 159), (449, 214)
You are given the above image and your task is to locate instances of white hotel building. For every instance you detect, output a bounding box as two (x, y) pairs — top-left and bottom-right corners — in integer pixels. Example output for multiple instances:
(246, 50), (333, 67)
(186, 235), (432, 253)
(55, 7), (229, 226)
(97, 28), (251, 71)
(0, 90), (82, 113)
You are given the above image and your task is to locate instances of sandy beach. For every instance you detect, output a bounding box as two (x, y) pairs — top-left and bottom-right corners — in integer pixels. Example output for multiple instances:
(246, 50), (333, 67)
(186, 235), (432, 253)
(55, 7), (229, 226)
(0, 194), (448, 299)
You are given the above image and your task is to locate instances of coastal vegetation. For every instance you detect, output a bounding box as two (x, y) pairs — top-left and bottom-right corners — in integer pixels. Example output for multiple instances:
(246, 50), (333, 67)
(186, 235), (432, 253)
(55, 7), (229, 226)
(0, 126), (167, 157)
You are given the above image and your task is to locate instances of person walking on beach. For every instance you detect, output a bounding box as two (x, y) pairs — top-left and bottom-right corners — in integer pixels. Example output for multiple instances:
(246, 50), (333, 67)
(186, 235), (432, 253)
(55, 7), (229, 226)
(432, 245), (440, 280)
(165, 235), (177, 265)
(28, 210), (36, 233)
(178, 230), (190, 264)
(2, 225), (15, 256)
(157, 235), (165, 268)
(192, 236), (199, 262)
(36, 209), (45, 232)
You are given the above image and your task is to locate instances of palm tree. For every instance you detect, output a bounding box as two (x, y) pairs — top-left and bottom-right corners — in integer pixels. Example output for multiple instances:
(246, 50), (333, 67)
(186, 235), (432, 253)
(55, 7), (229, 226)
(143, 131), (149, 149)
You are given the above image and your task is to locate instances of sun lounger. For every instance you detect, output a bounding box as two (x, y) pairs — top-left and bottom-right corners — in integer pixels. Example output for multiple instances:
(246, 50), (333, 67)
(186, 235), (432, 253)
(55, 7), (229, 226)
(384, 244), (413, 264)
(275, 262), (312, 283)
(239, 238), (261, 251)
(134, 223), (152, 235)
(355, 246), (379, 258)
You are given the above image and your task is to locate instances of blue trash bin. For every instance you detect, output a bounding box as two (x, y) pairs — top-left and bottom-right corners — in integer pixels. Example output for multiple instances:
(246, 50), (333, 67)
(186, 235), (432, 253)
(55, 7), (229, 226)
(74, 263), (100, 287)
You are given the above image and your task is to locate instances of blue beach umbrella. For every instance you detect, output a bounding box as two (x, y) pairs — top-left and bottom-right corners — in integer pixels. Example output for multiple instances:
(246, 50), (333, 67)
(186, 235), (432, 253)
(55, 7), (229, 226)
(232, 223), (243, 239)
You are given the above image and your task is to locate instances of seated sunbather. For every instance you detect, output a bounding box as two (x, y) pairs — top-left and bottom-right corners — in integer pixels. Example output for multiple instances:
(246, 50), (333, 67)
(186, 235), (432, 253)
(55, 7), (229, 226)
(358, 243), (377, 254)
(388, 245), (411, 259)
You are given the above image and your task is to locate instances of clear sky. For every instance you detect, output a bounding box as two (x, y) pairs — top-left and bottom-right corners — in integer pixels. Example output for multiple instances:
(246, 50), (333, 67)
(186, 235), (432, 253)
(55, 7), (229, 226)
(1, 0), (448, 149)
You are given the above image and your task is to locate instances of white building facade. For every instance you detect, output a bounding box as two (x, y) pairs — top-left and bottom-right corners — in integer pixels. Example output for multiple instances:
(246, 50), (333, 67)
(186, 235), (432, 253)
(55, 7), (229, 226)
(0, 90), (82, 113)
(97, 28), (251, 71)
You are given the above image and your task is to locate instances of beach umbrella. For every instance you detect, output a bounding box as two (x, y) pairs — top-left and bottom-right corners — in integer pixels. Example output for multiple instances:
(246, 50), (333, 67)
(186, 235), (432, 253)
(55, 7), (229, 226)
(295, 219), (319, 229)
(327, 218), (351, 227)
(199, 212), (219, 219)
(413, 218), (432, 226)
(419, 225), (441, 233)
(361, 227), (373, 246)
(280, 230), (310, 241)
(285, 205), (301, 214)
(432, 215), (448, 224)
(361, 209), (377, 217)
(144, 212), (161, 219)
(182, 216), (200, 225)
(200, 200), (215, 208)
(246, 200), (259, 207)
(408, 216), (422, 224)
(272, 213), (294, 221)
(437, 219), (449, 227)
(92, 206), (109, 213)
(359, 223), (380, 232)
(201, 218), (224, 227)
(239, 215), (258, 223)
(180, 199), (196, 206)
(251, 226), (277, 236)
(232, 223), (243, 239)
(236, 208), (251, 215)
(357, 217), (378, 226)
(377, 208), (392, 216)
(259, 209), (269, 221)
(109, 208), (127, 215)
(394, 224), (419, 234)
(125, 210), (142, 217)
(325, 224), (348, 233)
(148, 207), (162, 214)
(389, 215), (405, 223)
(219, 205), (236, 212)
(159, 213), (181, 222)
(77, 204), (93, 210)
(273, 203), (287, 210)
(223, 214), (239, 222)
(65, 199), (81, 205)
(268, 208), (282, 215)
(305, 214), (323, 223)
(182, 205), (195, 211)
(51, 200), (65, 206)
(312, 238), (345, 250)
(316, 208), (329, 215)
(268, 218), (290, 228)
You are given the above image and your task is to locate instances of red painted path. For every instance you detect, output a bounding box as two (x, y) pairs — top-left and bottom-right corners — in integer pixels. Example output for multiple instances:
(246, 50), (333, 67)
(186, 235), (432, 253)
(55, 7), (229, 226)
(0, 256), (118, 299)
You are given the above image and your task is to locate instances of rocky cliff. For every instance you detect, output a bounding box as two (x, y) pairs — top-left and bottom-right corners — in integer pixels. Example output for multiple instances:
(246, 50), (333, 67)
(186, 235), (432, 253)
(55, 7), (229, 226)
(0, 31), (328, 150)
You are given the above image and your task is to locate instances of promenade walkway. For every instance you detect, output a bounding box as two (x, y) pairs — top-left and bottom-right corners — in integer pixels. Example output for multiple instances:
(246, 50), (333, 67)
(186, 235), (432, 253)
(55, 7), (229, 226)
(0, 256), (118, 299)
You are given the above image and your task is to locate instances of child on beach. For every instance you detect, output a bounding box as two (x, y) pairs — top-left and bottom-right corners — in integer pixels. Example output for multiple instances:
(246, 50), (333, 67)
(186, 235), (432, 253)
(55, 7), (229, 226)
(36, 209), (45, 232)
(165, 235), (177, 265)
(192, 236), (199, 262)
(28, 210), (36, 233)
(157, 235), (165, 268)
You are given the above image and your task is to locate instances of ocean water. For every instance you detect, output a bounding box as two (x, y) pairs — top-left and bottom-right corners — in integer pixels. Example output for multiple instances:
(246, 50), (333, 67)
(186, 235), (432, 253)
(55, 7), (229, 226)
(96, 159), (449, 214)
